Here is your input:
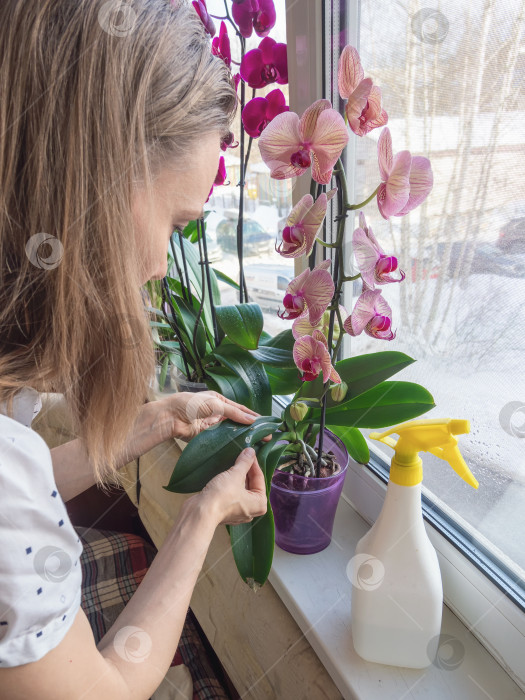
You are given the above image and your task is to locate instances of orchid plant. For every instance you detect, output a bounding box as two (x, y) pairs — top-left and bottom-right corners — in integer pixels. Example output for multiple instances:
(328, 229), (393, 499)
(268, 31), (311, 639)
(165, 33), (437, 590)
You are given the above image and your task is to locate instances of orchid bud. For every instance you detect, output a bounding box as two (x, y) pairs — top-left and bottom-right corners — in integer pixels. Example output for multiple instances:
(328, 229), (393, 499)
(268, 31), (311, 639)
(330, 381), (348, 403)
(290, 401), (309, 422)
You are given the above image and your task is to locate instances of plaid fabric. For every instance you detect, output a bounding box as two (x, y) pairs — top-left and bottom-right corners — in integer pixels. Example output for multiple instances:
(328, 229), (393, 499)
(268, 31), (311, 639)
(76, 526), (231, 700)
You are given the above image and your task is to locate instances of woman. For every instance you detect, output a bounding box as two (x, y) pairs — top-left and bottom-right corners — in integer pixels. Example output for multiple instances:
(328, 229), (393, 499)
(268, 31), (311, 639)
(0, 0), (272, 697)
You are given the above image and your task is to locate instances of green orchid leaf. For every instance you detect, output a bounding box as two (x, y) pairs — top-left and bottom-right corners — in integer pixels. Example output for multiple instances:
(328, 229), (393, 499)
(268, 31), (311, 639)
(212, 268), (240, 291)
(228, 436), (289, 588)
(248, 346), (295, 368)
(266, 366), (302, 396)
(311, 381), (435, 428)
(258, 328), (295, 351)
(212, 342), (272, 414)
(215, 303), (264, 350)
(328, 426), (370, 464)
(163, 416), (281, 493)
(296, 351), (416, 407)
(205, 366), (251, 406)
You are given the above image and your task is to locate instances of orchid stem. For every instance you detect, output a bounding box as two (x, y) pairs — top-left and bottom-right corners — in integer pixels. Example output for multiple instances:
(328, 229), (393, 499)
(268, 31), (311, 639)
(346, 184), (381, 210)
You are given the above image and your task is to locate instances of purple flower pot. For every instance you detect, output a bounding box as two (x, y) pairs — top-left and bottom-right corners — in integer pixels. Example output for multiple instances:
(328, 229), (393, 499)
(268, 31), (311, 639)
(270, 429), (349, 555)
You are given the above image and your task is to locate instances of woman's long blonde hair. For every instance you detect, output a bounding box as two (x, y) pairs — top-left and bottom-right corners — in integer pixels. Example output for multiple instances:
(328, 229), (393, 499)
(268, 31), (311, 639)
(0, 0), (237, 489)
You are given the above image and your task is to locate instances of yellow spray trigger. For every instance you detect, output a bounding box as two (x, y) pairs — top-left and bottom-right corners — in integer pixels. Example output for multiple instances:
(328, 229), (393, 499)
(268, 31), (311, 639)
(370, 418), (478, 489)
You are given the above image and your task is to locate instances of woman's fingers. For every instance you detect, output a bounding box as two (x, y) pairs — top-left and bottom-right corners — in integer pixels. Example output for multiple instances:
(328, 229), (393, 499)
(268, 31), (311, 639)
(245, 455), (266, 495)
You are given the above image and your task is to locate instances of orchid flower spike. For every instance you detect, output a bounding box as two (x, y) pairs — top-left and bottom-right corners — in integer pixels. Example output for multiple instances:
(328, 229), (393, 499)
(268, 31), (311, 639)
(343, 287), (396, 341)
(258, 99), (349, 185)
(277, 188), (337, 258)
(353, 212), (405, 287)
(338, 45), (388, 137)
(278, 259), (334, 325)
(293, 330), (341, 383)
(377, 128), (433, 219)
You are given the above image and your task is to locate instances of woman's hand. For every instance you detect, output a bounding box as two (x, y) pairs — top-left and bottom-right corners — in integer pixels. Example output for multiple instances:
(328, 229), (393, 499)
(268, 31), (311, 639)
(160, 390), (273, 443)
(195, 446), (268, 526)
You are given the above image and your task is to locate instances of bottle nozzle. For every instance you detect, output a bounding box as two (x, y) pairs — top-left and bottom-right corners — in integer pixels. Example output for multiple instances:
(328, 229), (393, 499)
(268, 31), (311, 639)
(370, 418), (478, 489)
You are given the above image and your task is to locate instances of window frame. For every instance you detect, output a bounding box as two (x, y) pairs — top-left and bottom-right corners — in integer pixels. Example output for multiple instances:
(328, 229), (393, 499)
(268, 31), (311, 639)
(284, 0), (525, 690)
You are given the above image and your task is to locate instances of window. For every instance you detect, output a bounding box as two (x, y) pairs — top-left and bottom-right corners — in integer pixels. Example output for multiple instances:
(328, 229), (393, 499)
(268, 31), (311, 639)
(282, 0), (525, 689)
(345, 0), (525, 599)
(205, 0), (293, 340)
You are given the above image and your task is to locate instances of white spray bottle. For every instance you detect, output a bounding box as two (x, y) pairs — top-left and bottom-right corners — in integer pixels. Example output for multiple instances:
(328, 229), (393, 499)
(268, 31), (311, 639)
(350, 418), (478, 669)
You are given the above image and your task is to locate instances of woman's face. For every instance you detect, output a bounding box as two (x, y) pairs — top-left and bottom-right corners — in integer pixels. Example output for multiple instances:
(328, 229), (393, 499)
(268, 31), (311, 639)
(131, 131), (221, 286)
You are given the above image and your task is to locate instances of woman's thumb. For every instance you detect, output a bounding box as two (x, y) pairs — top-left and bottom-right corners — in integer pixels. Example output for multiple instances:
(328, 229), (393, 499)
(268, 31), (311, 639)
(234, 446), (256, 470)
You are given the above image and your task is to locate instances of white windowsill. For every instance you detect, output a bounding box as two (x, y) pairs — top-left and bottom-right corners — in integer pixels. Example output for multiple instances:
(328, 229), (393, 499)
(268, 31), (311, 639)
(267, 492), (525, 700)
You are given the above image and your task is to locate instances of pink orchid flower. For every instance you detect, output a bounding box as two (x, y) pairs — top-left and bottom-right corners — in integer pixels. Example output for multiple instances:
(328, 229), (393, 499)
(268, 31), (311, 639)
(293, 330), (342, 384)
(212, 21), (231, 68)
(292, 306), (349, 340)
(353, 212), (405, 287)
(377, 128), (433, 219)
(338, 45), (388, 137)
(240, 37), (288, 89)
(258, 99), (349, 185)
(278, 259), (334, 325)
(232, 0), (276, 38)
(277, 188), (337, 258)
(206, 156), (228, 202)
(242, 89), (289, 138)
(191, 0), (215, 36)
(343, 288), (396, 341)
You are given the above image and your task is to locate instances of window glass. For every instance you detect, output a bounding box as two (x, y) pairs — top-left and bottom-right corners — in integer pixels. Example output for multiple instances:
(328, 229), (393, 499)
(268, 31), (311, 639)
(205, 1), (293, 337)
(348, 0), (525, 578)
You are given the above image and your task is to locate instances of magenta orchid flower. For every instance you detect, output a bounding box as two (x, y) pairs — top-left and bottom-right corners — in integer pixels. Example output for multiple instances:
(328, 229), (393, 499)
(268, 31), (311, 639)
(377, 128), (433, 219)
(242, 89), (289, 138)
(191, 0), (215, 36)
(292, 306), (349, 340)
(206, 156), (228, 202)
(277, 188), (337, 258)
(212, 21), (231, 68)
(343, 288), (396, 341)
(278, 259), (334, 325)
(258, 99), (349, 185)
(293, 330), (341, 384)
(353, 212), (405, 287)
(240, 37), (288, 89)
(232, 0), (276, 38)
(338, 46), (388, 137)
(220, 131), (238, 151)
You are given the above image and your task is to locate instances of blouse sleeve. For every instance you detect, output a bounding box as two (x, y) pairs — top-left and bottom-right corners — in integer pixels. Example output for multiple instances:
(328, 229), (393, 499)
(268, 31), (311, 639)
(0, 415), (84, 667)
